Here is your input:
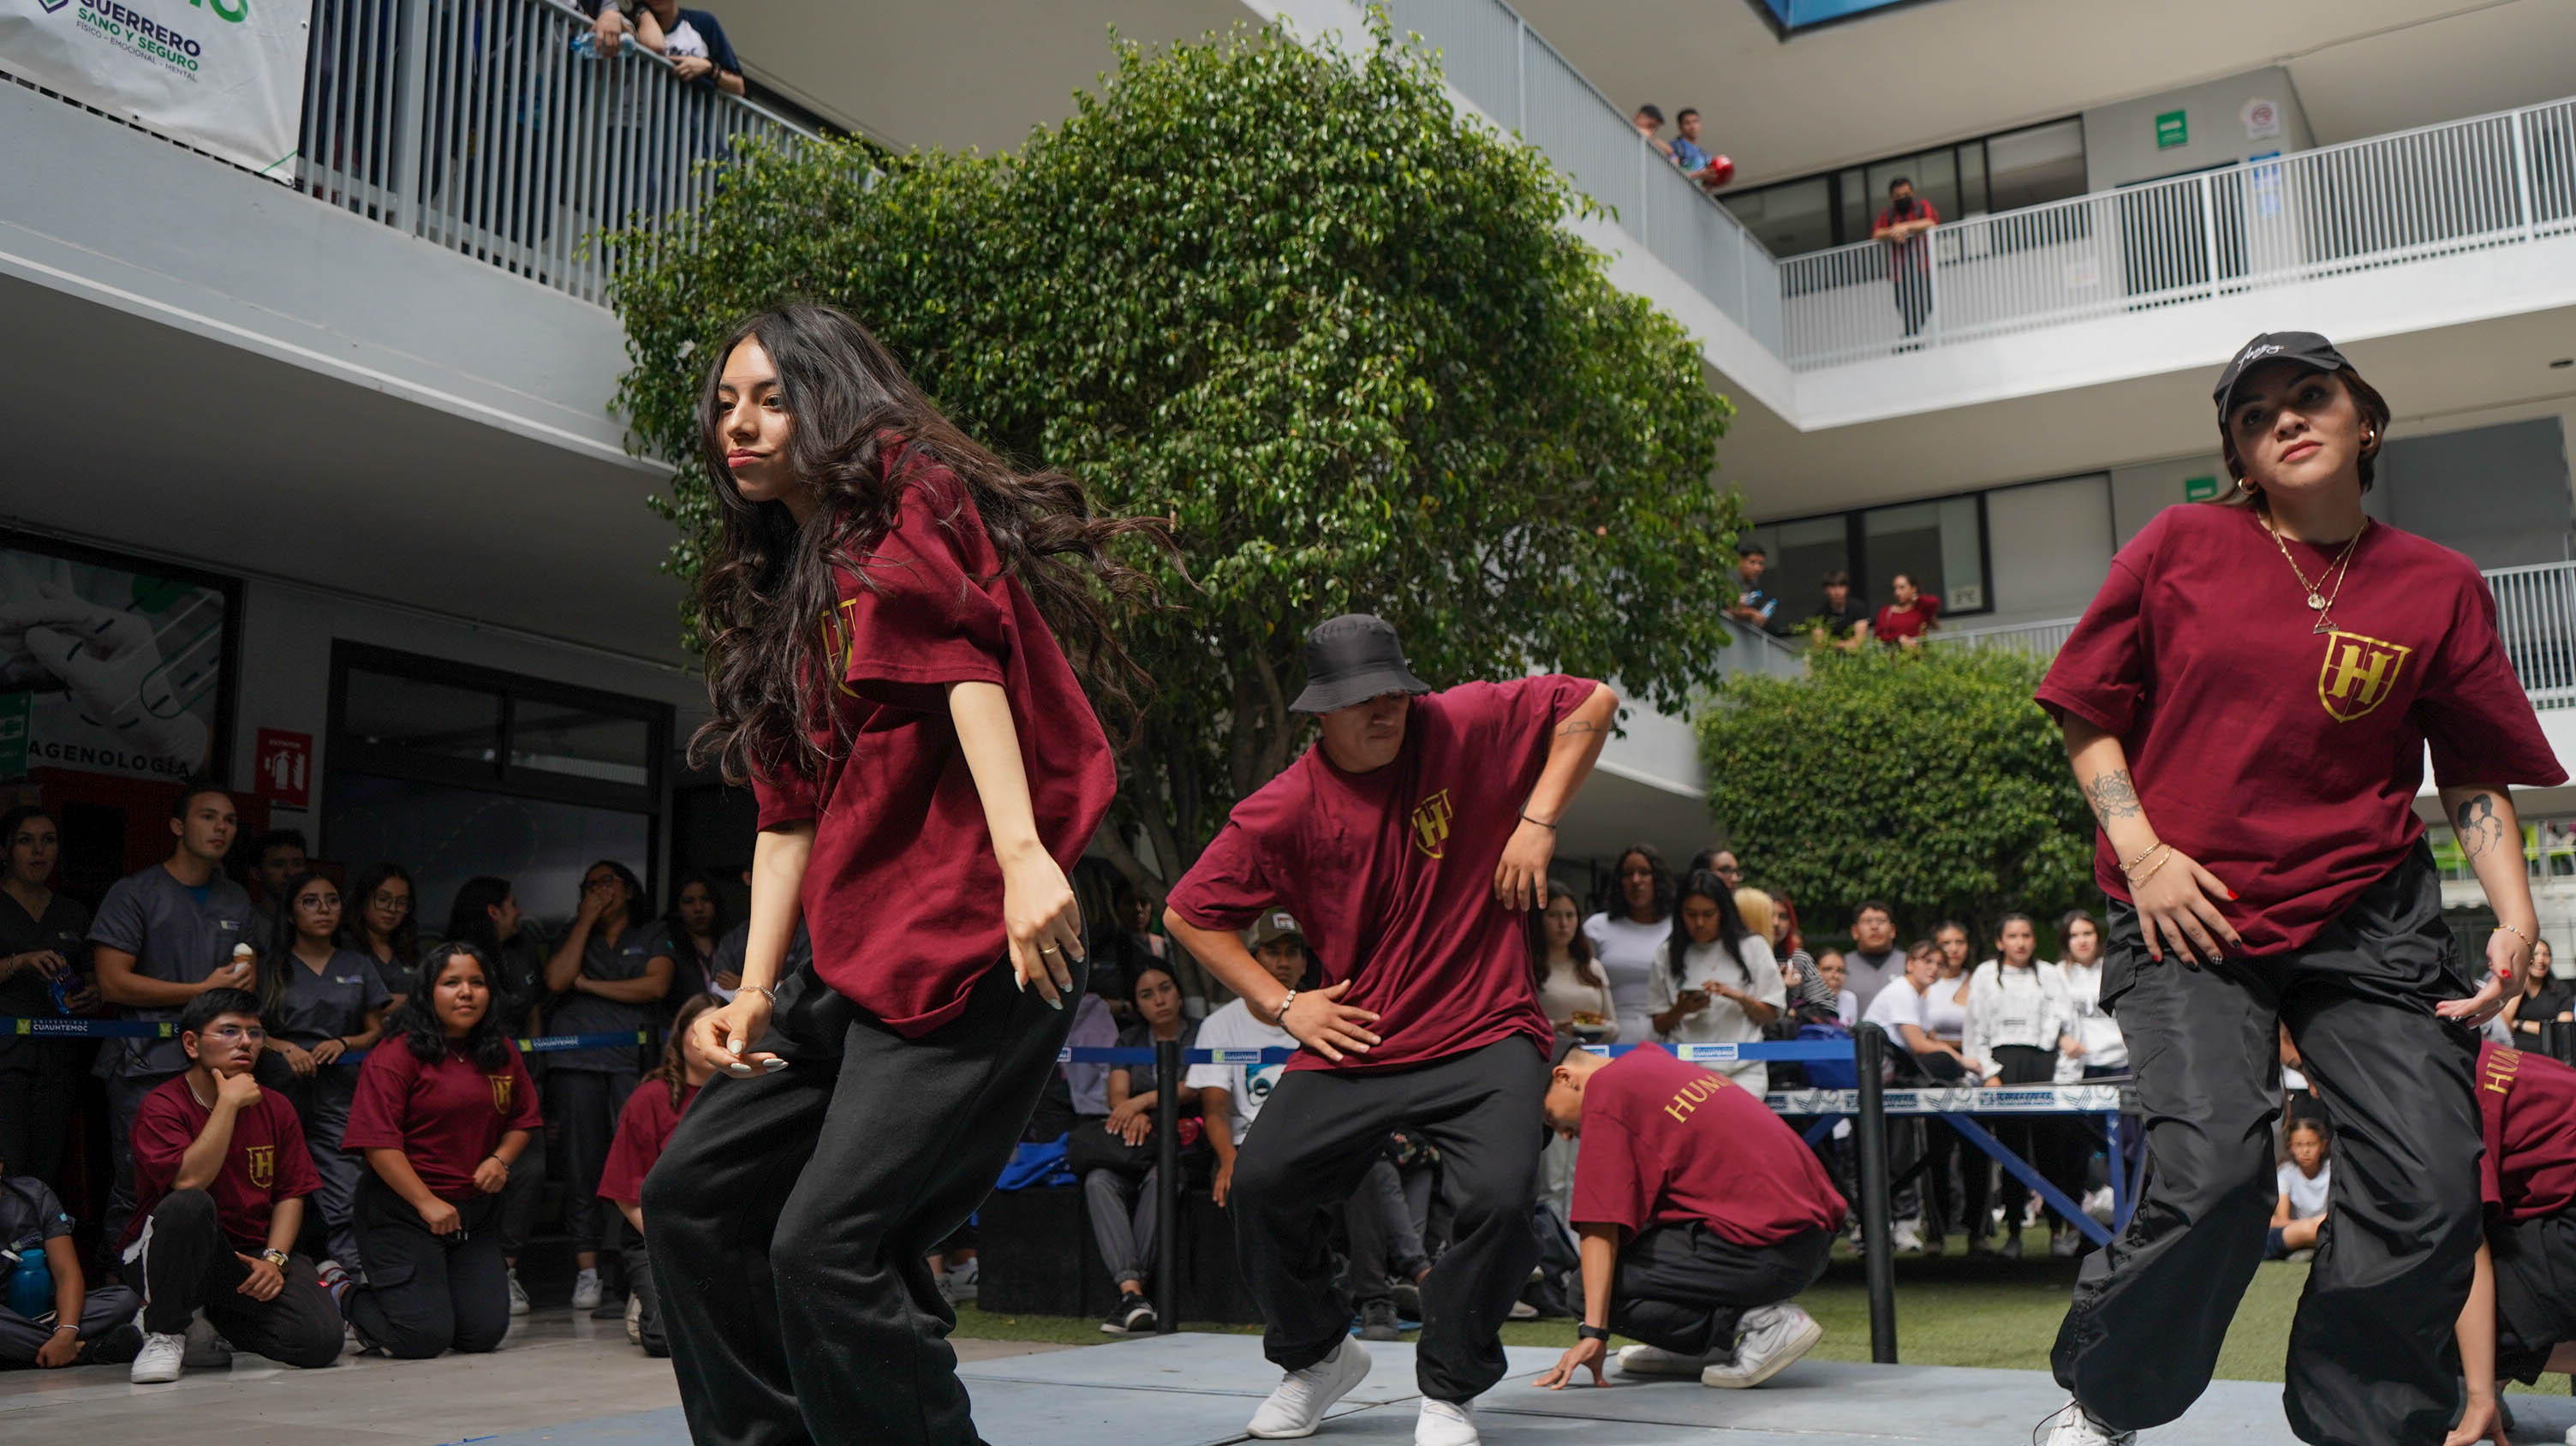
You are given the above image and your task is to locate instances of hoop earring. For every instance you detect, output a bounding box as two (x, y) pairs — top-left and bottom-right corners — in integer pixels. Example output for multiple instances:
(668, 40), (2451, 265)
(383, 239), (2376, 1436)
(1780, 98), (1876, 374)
(2235, 475), (2257, 494)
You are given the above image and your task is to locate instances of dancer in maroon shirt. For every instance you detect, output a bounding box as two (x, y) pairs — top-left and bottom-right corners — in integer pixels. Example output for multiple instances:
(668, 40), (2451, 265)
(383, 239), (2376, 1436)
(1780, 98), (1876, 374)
(1165, 613), (1617, 1446)
(2035, 332), (2561, 1446)
(2451, 1042), (2576, 1444)
(640, 305), (1159, 1446)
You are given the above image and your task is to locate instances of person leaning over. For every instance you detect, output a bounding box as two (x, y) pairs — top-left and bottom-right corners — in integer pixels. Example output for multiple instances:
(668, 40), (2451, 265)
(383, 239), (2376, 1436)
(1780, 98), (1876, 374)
(0, 1154), (139, 1367)
(1533, 1038), (1840, 1394)
(1808, 571), (1874, 653)
(332, 943), (541, 1359)
(122, 987), (343, 1383)
(2448, 1041), (2576, 1445)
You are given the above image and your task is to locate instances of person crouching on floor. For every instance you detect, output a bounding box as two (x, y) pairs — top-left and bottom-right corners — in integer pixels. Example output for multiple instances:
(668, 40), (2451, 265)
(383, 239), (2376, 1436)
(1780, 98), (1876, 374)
(1534, 1037), (1840, 1393)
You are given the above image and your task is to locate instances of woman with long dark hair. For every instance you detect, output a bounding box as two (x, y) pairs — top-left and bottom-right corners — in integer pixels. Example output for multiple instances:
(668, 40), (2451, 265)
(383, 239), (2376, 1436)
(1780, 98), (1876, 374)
(1079, 963), (1200, 1336)
(599, 991), (723, 1358)
(343, 863), (420, 1013)
(640, 304), (1154, 1446)
(647, 870), (730, 1005)
(1963, 912), (2075, 1258)
(255, 870), (388, 1272)
(1645, 869), (1782, 1090)
(1533, 881), (1613, 1219)
(544, 858), (663, 1311)
(442, 874), (547, 1316)
(1582, 844), (1671, 1048)
(332, 942), (539, 1358)
(2036, 332), (2561, 1446)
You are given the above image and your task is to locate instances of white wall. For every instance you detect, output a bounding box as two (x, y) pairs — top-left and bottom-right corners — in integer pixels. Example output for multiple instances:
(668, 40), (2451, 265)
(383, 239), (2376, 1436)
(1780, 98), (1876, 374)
(1984, 475), (2115, 625)
(2082, 66), (2315, 192)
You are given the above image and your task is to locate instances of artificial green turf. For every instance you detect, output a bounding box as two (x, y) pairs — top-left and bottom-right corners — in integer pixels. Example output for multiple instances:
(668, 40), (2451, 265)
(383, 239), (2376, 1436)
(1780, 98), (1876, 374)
(955, 1225), (2572, 1396)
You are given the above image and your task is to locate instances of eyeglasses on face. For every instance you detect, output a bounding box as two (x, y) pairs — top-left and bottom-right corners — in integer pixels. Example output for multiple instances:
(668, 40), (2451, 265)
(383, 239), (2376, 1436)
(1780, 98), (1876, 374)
(370, 893), (412, 911)
(200, 1025), (266, 1043)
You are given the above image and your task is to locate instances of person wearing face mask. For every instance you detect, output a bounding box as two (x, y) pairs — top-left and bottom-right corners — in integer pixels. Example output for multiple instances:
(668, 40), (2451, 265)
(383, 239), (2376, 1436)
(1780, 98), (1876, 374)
(2035, 332), (2561, 1446)
(1164, 612), (1617, 1446)
(253, 871), (390, 1274)
(1871, 176), (1941, 343)
(332, 944), (540, 1358)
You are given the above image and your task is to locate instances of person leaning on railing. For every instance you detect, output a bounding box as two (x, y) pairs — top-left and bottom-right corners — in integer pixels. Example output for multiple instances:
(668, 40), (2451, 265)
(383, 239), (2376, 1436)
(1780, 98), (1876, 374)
(629, 0), (746, 97)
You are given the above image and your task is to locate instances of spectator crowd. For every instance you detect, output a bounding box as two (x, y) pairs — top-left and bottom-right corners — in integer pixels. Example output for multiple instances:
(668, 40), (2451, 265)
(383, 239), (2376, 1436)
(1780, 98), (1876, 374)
(0, 769), (2484, 1371)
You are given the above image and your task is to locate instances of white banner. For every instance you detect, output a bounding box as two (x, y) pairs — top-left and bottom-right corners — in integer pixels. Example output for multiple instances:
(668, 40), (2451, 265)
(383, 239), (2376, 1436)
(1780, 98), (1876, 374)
(0, 0), (314, 177)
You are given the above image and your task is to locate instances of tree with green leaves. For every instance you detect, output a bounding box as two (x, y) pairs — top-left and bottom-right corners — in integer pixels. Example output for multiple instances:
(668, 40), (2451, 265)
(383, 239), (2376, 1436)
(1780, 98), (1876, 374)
(1696, 648), (2096, 934)
(611, 16), (1744, 904)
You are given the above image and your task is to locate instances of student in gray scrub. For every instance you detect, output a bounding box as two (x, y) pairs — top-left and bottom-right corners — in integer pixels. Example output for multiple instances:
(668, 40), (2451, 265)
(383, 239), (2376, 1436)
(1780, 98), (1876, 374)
(256, 870), (391, 1271)
(88, 780), (257, 1266)
(543, 859), (668, 1312)
(344, 863), (421, 1014)
(0, 806), (98, 1194)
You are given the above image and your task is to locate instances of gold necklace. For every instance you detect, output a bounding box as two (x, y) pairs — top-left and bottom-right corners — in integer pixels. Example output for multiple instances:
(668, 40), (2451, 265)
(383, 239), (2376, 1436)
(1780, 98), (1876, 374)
(2262, 512), (2368, 635)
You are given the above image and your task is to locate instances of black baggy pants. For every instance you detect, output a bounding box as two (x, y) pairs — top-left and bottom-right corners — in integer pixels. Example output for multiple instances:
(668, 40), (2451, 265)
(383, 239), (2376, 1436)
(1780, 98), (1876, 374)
(134, 1188), (343, 1367)
(548, 1067), (635, 1256)
(2052, 845), (2481, 1445)
(1610, 1222), (1834, 1356)
(1231, 1037), (1548, 1402)
(2485, 1207), (2576, 1383)
(643, 956), (1077, 1446)
(342, 1174), (510, 1359)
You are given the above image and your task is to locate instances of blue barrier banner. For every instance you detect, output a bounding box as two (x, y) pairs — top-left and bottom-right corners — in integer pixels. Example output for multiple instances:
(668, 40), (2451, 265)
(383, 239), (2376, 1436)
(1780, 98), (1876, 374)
(0, 1019), (651, 1056)
(1055, 1038), (1863, 1067)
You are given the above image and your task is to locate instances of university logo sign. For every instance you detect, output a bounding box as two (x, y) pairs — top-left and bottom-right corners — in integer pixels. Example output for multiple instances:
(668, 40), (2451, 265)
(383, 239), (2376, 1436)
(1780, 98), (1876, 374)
(2317, 630), (2412, 722)
(244, 1144), (274, 1189)
(1409, 790), (1454, 860)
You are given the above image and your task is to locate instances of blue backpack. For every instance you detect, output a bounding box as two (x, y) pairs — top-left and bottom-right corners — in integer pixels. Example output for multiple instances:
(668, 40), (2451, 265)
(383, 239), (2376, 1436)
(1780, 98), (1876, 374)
(1798, 1021), (1858, 1090)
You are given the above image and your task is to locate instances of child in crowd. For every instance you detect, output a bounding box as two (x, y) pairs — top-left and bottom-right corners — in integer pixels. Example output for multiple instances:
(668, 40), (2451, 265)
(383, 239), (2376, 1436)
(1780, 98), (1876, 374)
(599, 992), (719, 1356)
(2266, 1119), (2332, 1263)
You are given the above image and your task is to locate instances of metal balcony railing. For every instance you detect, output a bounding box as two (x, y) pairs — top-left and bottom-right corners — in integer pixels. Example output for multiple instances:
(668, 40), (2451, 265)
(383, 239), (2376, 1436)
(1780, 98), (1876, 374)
(1778, 97), (2576, 370)
(296, 0), (818, 304)
(1386, 0), (1785, 354)
(1936, 559), (2576, 710)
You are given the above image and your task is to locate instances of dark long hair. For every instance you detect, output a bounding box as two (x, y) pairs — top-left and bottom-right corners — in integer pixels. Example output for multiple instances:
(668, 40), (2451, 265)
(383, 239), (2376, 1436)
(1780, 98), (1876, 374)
(394, 941), (512, 1071)
(1529, 880), (1605, 992)
(343, 862), (420, 965)
(1666, 869), (1752, 982)
(445, 876), (515, 959)
(587, 859), (652, 930)
(642, 992), (722, 1110)
(1609, 843), (1673, 923)
(688, 304), (1165, 789)
(259, 869), (340, 1021)
(660, 869), (731, 957)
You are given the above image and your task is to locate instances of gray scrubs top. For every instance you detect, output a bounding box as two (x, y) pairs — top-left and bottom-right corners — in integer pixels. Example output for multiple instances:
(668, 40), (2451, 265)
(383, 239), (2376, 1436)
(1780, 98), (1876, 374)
(548, 925), (657, 1073)
(271, 947), (391, 1049)
(88, 865), (256, 1077)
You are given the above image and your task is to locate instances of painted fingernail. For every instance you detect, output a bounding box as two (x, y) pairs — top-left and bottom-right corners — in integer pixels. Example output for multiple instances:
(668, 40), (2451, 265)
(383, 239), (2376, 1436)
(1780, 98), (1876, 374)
(726, 1062), (752, 1077)
(1015, 972), (1028, 992)
(761, 1058), (788, 1073)
(1046, 995), (1063, 1012)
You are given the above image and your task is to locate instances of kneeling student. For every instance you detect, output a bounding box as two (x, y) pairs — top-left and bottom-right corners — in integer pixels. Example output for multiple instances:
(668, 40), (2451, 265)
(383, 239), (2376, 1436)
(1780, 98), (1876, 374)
(122, 988), (344, 1383)
(2450, 1041), (2576, 1445)
(0, 1159), (140, 1367)
(599, 993), (719, 1357)
(1535, 1038), (1841, 1392)
(333, 943), (540, 1358)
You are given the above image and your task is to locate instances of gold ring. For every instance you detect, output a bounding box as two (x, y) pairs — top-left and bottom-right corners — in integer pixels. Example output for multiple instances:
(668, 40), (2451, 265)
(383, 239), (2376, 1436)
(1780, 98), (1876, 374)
(1041, 945), (1060, 954)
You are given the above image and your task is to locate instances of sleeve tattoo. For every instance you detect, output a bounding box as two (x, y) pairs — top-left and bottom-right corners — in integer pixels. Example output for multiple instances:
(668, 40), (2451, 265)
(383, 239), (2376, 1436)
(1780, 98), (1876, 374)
(2455, 793), (2509, 860)
(2083, 769), (2143, 822)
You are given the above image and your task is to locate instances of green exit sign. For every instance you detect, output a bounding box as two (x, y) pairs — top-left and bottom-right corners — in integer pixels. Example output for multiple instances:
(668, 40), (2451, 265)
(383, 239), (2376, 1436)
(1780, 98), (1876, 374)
(2184, 475), (2221, 502)
(2156, 110), (2189, 149)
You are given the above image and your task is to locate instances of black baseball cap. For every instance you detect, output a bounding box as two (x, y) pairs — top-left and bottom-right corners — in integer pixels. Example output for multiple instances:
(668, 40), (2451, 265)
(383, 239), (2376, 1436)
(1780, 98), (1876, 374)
(1288, 614), (1433, 714)
(2212, 331), (2351, 419)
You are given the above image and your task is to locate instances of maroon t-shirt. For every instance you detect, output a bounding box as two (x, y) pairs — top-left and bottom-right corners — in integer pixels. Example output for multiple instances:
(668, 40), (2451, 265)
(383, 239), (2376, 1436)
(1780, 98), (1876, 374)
(1167, 676), (1595, 1073)
(1873, 596), (1940, 643)
(751, 447), (1117, 1037)
(1571, 1044), (1846, 1245)
(2037, 505), (2562, 956)
(343, 1041), (543, 1203)
(124, 1074), (321, 1254)
(2478, 1043), (2576, 1222)
(1875, 199), (1941, 272)
(597, 1080), (699, 1204)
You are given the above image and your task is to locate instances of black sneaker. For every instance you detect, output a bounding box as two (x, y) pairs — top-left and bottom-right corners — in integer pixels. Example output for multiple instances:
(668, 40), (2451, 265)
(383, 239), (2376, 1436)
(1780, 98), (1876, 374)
(1359, 1299), (1402, 1341)
(1101, 1290), (1156, 1335)
(82, 1324), (145, 1365)
(1390, 1279), (1422, 1319)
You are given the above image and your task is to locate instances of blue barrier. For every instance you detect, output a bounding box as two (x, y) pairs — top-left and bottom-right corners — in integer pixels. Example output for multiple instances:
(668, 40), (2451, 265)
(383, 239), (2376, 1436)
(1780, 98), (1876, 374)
(0, 1018), (652, 1056)
(1054, 1038), (1860, 1067)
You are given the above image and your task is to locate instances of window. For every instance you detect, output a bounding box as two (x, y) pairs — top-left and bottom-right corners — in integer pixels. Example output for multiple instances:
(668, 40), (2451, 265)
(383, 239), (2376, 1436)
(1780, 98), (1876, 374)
(1723, 117), (2089, 258)
(1746, 493), (1991, 622)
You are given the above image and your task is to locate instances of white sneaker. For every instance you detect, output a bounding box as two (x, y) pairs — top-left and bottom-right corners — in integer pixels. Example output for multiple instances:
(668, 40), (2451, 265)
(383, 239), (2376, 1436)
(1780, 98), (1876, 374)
(1415, 1397), (1477, 1446)
(1891, 1219), (1925, 1253)
(572, 1268), (603, 1311)
(945, 1258), (980, 1303)
(130, 1331), (186, 1383)
(1702, 1305), (1822, 1389)
(508, 1268), (531, 1317)
(1246, 1338), (1373, 1439)
(2042, 1401), (2138, 1445)
(1615, 1342), (1718, 1377)
(625, 1292), (643, 1346)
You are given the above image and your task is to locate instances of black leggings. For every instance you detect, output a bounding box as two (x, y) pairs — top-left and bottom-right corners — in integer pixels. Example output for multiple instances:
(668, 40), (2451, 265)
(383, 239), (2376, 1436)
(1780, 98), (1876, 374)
(343, 1174), (509, 1359)
(645, 957), (1078, 1446)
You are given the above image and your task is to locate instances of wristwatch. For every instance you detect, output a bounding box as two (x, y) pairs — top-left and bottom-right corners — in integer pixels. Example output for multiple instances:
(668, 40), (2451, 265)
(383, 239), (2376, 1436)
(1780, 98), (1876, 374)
(1577, 1324), (1610, 1342)
(260, 1248), (290, 1269)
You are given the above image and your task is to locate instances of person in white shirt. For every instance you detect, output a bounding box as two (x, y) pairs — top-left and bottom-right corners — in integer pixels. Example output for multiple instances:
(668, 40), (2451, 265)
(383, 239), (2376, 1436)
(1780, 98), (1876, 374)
(1814, 951), (1858, 1028)
(1963, 914), (2079, 1258)
(1532, 882), (1614, 1220)
(1646, 870), (1784, 1090)
(2052, 911), (2128, 1083)
(1858, 943), (1958, 1253)
(2265, 1119), (2331, 1261)
(1186, 911), (1306, 1207)
(1583, 845), (1671, 1046)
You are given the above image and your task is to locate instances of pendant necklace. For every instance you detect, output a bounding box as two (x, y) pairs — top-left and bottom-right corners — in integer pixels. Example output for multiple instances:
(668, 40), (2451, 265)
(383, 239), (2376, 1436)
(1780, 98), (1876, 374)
(2262, 511), (2368, 634)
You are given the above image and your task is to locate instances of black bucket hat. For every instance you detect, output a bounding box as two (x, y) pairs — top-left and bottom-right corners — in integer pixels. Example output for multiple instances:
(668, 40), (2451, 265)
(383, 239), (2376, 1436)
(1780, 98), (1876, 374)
(1288, 613), (1434, 714)
(2212, 331), (2351, 420)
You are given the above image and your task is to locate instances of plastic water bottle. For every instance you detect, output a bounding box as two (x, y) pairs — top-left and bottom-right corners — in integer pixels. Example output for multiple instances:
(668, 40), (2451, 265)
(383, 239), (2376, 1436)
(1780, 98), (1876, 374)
(3, 1247), (51, 1320)
(48, 969), (77, 1016)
